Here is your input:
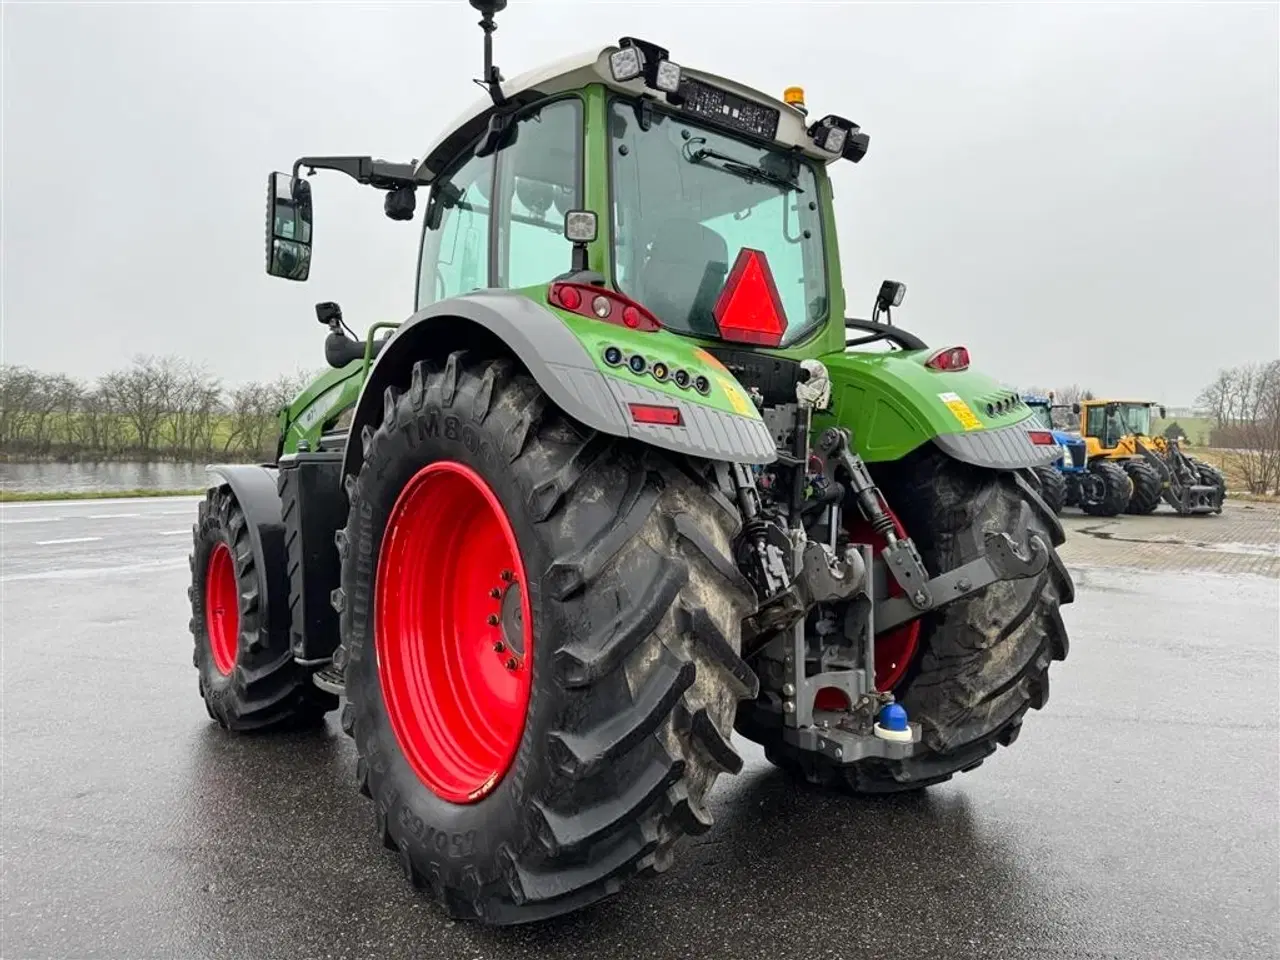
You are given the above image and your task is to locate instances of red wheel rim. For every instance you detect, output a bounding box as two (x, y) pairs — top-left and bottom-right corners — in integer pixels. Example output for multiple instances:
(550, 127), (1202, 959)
(375, 461), (534, 804)
(846, 504), (920, 692)
(204, 541), (240, 676)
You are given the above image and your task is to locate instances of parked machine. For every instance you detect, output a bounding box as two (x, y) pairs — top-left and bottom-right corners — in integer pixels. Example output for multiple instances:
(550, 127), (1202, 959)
(1078, 399), (1225, 515)
(185, 5), (1074, 924)
(1022, 394), (1129, 516)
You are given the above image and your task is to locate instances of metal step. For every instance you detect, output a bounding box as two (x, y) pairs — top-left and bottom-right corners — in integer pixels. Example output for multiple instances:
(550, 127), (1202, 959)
(312, 663), (345, 696)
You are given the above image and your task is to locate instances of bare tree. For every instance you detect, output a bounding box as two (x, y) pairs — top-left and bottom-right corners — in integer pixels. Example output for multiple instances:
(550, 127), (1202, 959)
(164, 359), (222, 456)
(1050, 384), (1095, 408)
(100, 355), (178, 454)
(0, 365), (41, 447)
(1197, 360), (1280, 494)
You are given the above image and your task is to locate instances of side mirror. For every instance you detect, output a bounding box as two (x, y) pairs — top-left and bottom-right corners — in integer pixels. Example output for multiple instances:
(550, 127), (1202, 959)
(1159, 405), (1167, 419)
(265, 172), (313, 281)
(1072, 402), (1081, 415)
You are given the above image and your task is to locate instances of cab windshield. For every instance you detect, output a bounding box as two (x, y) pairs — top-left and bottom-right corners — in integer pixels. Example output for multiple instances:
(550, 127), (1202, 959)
(1087, 403), (1151, 441)
(1026, 403), (1055, 430)
(609, 100), (827, 345)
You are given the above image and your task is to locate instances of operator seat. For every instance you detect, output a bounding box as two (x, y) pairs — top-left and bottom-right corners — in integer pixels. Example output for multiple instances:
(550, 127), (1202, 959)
(636, 221), (728, 337)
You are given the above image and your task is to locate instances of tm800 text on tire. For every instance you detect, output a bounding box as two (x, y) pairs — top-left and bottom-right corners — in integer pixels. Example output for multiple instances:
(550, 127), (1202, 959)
(333, 352), (758, 925)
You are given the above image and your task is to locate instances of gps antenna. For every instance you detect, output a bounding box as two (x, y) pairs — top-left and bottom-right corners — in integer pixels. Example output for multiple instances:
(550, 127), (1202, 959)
(470, 0), (508, 106)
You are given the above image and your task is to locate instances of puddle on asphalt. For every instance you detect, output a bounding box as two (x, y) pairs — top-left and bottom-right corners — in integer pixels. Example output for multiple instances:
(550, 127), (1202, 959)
(1074, 524), (1279, 558)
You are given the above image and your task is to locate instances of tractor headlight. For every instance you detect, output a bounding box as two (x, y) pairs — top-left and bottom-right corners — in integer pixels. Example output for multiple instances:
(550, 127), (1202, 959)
(609, 46), (644, 83)
(811, 123), (847, 155)
(654, 59), (682, 93)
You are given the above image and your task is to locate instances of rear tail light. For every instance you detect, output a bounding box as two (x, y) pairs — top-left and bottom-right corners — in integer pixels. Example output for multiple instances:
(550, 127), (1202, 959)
(924, 346), (970, 371)
(548, 283), (661, 331)
(1027, 430), (1056, 445)
(628, 403), (683, 426)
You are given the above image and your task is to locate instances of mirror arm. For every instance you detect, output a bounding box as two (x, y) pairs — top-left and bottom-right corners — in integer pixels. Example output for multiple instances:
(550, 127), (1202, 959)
(291, 156), (426, 190)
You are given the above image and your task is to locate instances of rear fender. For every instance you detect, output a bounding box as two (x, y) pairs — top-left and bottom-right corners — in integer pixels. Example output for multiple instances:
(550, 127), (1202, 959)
(339, 291), (777, 483)
(204, 464), (289, 639)
(816, 350), (1060, 470)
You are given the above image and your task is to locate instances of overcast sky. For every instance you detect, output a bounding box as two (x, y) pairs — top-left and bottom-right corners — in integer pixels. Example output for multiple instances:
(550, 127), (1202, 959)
(3, 1), (1277, 405)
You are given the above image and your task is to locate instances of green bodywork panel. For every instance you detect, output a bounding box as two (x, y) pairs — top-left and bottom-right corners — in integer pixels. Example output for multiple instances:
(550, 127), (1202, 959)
(551, 297), (761, 420)
(812, 349), (1029, 462)
(279, 362), (363, 455)
(274, 81), (1028, 467)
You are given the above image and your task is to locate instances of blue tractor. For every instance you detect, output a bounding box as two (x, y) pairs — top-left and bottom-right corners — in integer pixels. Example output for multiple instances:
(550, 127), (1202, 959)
(1022, 394), (1128, 516)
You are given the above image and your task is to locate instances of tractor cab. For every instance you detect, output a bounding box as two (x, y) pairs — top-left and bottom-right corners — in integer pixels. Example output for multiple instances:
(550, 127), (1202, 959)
(1022, 394), (1087, 473)
(267, 41), (869, 355)
(1079, 399), (1164, 458)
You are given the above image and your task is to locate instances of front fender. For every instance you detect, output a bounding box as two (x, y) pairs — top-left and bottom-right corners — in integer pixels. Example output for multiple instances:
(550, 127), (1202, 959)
(340, 291), (777, 482)
(204, 464), (289, 640)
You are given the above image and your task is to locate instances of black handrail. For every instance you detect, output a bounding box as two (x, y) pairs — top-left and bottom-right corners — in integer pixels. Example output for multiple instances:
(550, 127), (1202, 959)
(844, 317), (928, 352)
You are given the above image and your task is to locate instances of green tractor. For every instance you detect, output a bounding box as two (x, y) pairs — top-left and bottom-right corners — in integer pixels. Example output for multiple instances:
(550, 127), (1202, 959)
(189, 3), (1072, 925)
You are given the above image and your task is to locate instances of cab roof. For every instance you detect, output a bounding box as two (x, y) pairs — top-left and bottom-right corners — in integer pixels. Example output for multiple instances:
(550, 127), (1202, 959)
(413, 44), (837, 182)
(1082, 399), (1160, 406)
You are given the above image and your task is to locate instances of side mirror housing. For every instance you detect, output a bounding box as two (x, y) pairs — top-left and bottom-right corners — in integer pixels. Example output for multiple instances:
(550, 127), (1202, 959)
(1159, 405), (1167, 419)
(1072, 402), (1081, 415)
(265, 172), (313, 281)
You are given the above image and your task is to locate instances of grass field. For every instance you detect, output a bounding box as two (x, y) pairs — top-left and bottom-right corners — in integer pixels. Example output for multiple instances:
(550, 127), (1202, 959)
(2, 410), (274, 462)
(1192, 449), (1277, 500)
(1153, 417), (1214, 447)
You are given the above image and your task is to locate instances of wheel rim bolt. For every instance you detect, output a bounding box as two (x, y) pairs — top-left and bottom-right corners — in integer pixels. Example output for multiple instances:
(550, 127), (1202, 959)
(490, 587), (501, 598)
(493, 641), (505, 653)
(505, 657), (518, 671)
(501, 569), (514, 582)
(487, 614), (499, 626)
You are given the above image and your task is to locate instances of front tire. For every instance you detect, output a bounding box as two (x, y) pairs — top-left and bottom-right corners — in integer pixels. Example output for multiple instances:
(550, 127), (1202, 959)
(1079, 461), (1132, 517)
(334, 353), (757, 924)
(1032, 465), (1066, 515)
(186, 486), (337, 730)
(1189, 457), (1227, 512)
(1123, 460), (1162, 514)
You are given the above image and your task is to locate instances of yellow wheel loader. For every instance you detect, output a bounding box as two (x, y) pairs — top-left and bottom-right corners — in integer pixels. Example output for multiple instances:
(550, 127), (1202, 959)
(1076, 400), (1224, 515)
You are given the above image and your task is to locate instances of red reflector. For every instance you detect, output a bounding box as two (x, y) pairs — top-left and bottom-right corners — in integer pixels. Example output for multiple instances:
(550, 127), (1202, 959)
(1028, 430), (1056, 445)
(924, 346), (970, 371)
(628, 403), (683, 426)
(557, 285), (582, 310)
(712, 248), (786, 347)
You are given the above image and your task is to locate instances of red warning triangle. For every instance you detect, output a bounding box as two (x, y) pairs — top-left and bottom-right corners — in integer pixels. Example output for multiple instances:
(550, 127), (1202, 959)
(712, 248), (787, 347)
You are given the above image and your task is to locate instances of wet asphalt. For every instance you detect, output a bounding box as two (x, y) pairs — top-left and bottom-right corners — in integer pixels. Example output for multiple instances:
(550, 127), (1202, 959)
(2, 497), (1277, 960)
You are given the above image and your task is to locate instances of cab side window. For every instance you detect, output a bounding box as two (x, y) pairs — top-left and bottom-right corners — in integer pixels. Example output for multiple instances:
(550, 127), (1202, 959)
(417, 150), (494, 308)
(495, 98), (582, 289)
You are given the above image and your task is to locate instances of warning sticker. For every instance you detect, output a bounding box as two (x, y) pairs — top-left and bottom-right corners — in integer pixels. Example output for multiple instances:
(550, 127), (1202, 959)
(938, 392), (984, 431)
(718, 376), (752, 416)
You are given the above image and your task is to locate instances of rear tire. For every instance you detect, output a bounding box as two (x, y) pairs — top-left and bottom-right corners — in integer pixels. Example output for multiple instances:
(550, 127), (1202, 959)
(1123, 460), (1163, 514)
(1032, 465), (1066, 515)
(187, 485), (337, 731)
(334, 353), (757, 924)
(1079, 461), (1132, 517)
(740, 447), (1073, 793)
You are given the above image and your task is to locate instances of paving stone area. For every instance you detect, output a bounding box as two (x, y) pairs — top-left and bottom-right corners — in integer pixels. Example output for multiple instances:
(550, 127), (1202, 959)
(1057, 500), (1280, 578)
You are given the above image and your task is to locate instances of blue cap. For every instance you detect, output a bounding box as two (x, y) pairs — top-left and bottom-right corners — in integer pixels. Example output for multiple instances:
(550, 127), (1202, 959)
(878, 703), (909, 732)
